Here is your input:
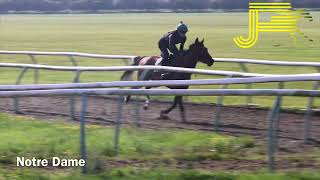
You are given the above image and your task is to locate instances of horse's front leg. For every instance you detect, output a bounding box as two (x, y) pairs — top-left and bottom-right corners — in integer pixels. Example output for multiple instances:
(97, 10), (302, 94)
(177, 96), (187, 123)
(160, 96), (179, 119)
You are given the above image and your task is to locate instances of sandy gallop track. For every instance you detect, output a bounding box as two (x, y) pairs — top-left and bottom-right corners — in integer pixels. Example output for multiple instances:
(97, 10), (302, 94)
(0, 96), (319, 151)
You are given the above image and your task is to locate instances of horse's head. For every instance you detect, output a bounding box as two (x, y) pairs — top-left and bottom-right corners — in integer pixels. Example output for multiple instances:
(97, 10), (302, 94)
(189, 38), (215, 67)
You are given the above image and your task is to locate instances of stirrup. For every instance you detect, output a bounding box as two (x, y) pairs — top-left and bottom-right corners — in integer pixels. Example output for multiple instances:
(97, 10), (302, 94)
(161, 73), (171, 80)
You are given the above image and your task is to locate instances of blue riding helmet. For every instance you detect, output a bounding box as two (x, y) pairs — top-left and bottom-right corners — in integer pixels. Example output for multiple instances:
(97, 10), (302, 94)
(176, 21), (188, 34)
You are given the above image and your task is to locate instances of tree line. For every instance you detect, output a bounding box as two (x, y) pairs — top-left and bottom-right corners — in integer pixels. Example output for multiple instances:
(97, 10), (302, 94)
(0, 0), (319, 12)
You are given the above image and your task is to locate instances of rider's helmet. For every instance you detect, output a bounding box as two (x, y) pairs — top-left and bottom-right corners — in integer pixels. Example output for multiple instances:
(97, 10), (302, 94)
(176, 21), (188, 34)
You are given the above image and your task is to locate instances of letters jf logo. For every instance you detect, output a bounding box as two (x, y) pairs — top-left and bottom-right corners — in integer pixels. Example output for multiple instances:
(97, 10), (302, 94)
(234, 2), (313, 48)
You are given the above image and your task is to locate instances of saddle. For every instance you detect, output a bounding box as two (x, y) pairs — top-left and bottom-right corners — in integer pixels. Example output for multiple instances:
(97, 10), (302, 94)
(155, 54), (175, 67)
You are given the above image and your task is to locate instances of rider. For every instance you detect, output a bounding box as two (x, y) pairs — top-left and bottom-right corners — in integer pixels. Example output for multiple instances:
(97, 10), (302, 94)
(158, 21), (188, 79)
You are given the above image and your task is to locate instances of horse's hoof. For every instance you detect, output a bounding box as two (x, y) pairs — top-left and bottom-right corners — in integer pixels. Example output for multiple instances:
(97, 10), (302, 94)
(158, 115), (170, 120)
(15, 111), (25, 115)
(159, 112), (170, 120)
(124, 96), (131, 104)
(181, 114), (187, 123)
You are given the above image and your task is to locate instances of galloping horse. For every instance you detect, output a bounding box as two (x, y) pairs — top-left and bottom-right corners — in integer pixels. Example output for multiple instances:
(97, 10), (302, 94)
(121, 38), (215, 122)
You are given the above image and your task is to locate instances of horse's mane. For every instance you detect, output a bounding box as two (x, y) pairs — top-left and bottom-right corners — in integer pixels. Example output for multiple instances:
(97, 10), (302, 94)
(188, 42), (197, 50)
(179, 42), (196, 55)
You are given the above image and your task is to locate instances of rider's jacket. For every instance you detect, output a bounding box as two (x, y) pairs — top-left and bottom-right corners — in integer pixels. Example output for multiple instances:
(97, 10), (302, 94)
(158, 30), (186, 55)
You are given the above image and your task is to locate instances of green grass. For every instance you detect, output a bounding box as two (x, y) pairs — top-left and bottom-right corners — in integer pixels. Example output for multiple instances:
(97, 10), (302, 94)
(0, 13), (319, 108)
(0, 113), (319, 179)
(2, 167), (320, 180)
(0, 113), (255, 168)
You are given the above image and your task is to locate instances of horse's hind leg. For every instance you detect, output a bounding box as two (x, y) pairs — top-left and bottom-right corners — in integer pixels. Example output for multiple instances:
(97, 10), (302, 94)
(160, 96), (179, 119)
(143, 87), (151, 110)
(143, 95), (150, 110)
(124, 95), (131, 103)
(125, 70), (151, 104)
(124, 86), (141, 103)
(177, 96), (187, 123)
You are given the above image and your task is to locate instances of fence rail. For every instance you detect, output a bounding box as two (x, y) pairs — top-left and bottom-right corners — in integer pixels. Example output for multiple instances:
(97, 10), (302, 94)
(0, 62), (273, 77)
(0, 86), (319, 173)
(1, 50), (320, 173)
(1, 50), (319, 106)
(1, 50), (320, 67)
(0, 88), (319, 98)
(0, 74), (319, 91)
(0, 50), (135, 59)
(215, 58), (320, 67)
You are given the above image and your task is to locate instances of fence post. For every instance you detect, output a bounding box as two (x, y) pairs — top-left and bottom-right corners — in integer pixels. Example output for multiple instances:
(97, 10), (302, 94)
(214, 75), (233, 132)
(28, 55), (39, 84)
(69, 55), (78, 66)
(135, 96), (141, 127)
(122, 58), (130, 66)
(267, 96), (283, 172)
(304, 81), (320, 143)
(273, 82), (284, 151)
(238, 63), (253, 105)
(114, 96), (124, 155)
(70, 70), (82, 120)
(14, 67), (29, 114)
(79, 94), (88, 174)
(277, 82), (285, 90)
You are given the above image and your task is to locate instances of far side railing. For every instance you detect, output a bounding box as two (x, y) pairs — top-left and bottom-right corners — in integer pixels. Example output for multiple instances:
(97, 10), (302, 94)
(1, 50), (320, 105)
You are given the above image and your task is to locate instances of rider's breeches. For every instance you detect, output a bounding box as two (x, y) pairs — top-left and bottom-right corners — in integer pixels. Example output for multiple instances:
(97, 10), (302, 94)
(159, 45), (170, 66)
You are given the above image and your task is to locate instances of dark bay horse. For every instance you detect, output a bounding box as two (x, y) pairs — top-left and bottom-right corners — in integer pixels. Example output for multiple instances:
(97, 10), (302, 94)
(121, 38), (215, 122)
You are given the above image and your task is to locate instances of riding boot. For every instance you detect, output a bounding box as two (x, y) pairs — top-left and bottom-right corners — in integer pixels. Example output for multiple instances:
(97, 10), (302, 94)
(161, 57), (170, 66)
(160, 54), (173, 80)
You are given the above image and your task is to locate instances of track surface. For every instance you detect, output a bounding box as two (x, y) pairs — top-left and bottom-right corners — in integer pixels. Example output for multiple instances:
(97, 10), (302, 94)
(1, 96), (320, 170)
(1, 96), (319, 148)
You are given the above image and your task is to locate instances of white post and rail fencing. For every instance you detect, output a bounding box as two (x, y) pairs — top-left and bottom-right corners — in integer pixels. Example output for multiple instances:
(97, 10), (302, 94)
(1, 49), (320, 105)
(0, 50), (320, 172)
(0, 87), (319, 173)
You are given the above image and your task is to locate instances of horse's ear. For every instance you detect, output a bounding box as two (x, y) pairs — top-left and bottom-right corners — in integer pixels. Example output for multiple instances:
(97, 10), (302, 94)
(201, 38), (204, 44)
(195, 38), (199, 44)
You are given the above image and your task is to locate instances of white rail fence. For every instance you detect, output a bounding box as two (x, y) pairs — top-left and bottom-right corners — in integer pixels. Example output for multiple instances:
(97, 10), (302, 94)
(0, 50), (320, 172)
(0, 86), (320, 173)
(1, 74), (319, 91)
(1, 50), (320, 67)
(0, 51), (319, 142)
(0, 51), (319, 139)
(1, 62), (319, 122)
(1, 50), (320, 105)
(1, 74), (319, 141)
(0, 62), (280, 119)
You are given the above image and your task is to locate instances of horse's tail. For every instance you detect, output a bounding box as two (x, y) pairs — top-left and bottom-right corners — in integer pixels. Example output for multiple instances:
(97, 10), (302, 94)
(120, 56), (141, 81)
